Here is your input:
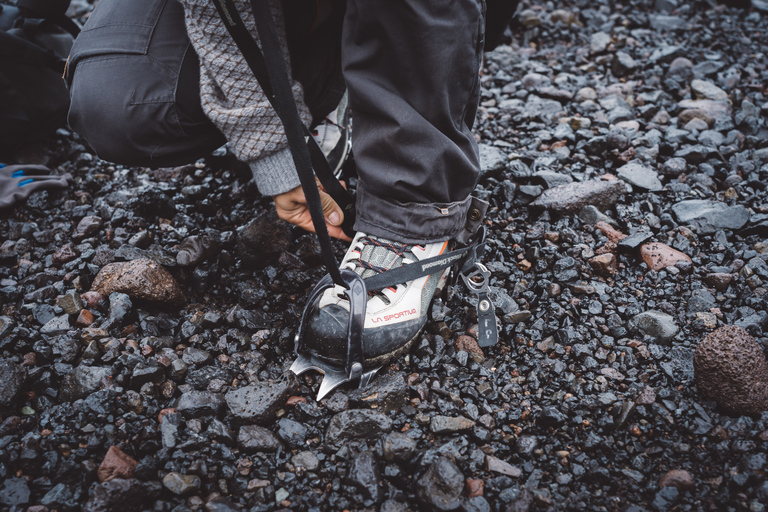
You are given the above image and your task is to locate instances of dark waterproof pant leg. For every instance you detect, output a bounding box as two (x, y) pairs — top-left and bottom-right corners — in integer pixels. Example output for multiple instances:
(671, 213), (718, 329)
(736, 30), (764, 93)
(343, 0), (485, 244)
(65, 0), (226, 167)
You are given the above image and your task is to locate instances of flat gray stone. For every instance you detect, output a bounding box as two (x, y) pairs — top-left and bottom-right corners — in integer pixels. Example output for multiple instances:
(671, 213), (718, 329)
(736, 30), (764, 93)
(671, 200), (750, 234)
(225, 375), (298, 424)
(630, 310), (679, 343)
(177, 390), (225, 418)
(0, 359), (25, 407)
(478, 144), (506, 175)
(531, 179), (627, 214)
(617, 162), (663, 191)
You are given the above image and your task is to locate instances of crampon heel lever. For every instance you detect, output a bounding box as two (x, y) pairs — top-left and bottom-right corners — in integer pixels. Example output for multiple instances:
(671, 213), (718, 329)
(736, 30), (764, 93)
(290, 269), (380, 400)
(460, 262), (498, 347)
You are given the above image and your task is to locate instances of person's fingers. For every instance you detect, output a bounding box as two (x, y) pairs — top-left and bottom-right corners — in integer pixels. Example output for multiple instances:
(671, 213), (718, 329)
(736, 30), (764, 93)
(318, 187), (344, 227)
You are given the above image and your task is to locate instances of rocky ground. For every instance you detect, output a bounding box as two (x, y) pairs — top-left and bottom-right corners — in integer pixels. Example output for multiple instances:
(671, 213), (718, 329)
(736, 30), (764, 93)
(2, 0), (768, 510)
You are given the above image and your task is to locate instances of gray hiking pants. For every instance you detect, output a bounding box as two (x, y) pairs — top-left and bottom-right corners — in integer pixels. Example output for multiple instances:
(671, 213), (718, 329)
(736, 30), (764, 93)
(66, 0), (485, 243)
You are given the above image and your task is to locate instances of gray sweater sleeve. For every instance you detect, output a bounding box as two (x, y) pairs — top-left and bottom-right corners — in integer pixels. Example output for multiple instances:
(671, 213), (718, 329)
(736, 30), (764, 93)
(179, 0), (311, 196)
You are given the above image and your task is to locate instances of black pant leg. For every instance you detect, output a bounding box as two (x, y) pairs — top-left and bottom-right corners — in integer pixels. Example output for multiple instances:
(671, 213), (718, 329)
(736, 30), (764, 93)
(343, 0), (485, 244)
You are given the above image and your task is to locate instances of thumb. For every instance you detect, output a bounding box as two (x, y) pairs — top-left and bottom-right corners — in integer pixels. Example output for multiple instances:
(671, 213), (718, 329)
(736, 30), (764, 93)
(319, 189), (344, 226)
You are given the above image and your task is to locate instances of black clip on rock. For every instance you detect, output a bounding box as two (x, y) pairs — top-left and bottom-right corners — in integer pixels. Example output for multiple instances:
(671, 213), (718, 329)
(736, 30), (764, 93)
(460, 262), (498, 347)
(291, 269), (378, 400)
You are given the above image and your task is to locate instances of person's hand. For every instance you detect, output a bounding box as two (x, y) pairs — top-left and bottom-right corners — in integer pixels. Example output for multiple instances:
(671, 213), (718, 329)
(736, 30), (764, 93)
(273, 181), (352, 241)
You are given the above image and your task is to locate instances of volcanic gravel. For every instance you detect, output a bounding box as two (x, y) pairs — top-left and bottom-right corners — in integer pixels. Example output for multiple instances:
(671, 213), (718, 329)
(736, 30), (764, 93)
(1, 0), (768, 510)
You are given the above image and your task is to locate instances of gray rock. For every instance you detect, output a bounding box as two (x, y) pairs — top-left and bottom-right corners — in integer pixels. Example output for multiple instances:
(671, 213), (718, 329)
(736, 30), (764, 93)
(162, 472), (201, 496)
(675, 145), (717, 164)
(521, 72), (551, 91)
(106, 292), (133, 326)
(382, 432), (417, 463)
(617, 162), (663, 191)
(612, 51), (637, 76)
(0, 477), (30, 507)
(238, 425), (282, 452)
(649, 14), (688, 31)
(348, 373), (408, 413)
(671, 200), (750, 233)
(648, 45), (683, 64)
(58, 365), (111, 402)
(225, 375), (298, 424)
(416, 456), (464, 511)
(177, 390), (225, 418)
(130, 365), (164, 389)
(660, 346), (695, 382)
(532, 170), (573, 188)
(660, 157), (687, 176)
(692, 60), (725, 79)
(523, 95), (565, 124)
(531, 179), (627, 214)
(691, 79), (728, 102)
(618, 231), (653, 251)
(278, 418), (308, 448)
(0, 359), (25, 408)
(161, 412), (181, 449)
(292, 450), (320, 471)
(430, 415), (475, 434)
(40, 483), (75, 508)
(630, 310), (679, 343)
(590, 32), (611, 54)
(578, 205), (617, 226)
(41, 314), (71, 335)
(677, 99), (732, 131)
(57, 290), (85, 314)
(486, 455), (522, 477)
(82, 478), (154, 512)
(687, 288), (717, 314)
(347, 451), (383, 505)
(325, 409), (393, 452)
(479, 144), (506, 175)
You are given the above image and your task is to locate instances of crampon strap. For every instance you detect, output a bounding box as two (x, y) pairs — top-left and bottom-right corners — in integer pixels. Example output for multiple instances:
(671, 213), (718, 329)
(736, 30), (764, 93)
(211, 0), (354, 287)
(211, 0), (498, 387)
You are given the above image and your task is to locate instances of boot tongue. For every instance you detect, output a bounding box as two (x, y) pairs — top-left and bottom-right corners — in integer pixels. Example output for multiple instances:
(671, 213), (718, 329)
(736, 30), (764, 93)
(356, 236), (414, 280)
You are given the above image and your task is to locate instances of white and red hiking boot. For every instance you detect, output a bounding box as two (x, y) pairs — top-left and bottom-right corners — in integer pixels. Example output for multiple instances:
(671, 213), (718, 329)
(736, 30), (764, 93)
(307, 231), (450, 368)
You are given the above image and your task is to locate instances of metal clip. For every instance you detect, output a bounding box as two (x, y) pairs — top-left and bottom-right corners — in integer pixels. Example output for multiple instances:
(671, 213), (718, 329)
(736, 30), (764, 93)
(460, 262), (498, 347)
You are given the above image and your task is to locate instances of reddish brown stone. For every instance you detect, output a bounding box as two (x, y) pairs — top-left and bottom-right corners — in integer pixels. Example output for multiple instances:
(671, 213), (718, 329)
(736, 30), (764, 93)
(456, 335), (483, 355)
(659, 469), (695, 491)
(22, 352), (36, 366)
(465, 478), (484, 498)
(589, 253), (617, 275)
(81, 291), (106, 309)
(694, 325), (768, 414)
(595, 221), (627, 243)
(98, 445), (138, 482)
(52, 243), (79, 266)
(76, 309), (95, 327)
(286, 396), (307, 407)
(158, 408), (177, 423)
(91, 258), (186, 307)
(703, 272), (733, 291)
(639, 242), (692, 271)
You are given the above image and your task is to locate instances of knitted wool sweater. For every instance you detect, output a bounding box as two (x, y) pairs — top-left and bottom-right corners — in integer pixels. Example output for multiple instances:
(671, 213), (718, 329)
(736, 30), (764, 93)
(179, 0), (311, 196)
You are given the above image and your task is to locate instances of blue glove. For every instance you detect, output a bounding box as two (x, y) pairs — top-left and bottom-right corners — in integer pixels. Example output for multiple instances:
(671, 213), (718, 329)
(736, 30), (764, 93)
(0, 164), (72, 209)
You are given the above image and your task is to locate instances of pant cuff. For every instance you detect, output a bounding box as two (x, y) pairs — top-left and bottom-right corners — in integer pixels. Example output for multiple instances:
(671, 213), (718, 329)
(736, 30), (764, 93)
(353, 181), (486, 244)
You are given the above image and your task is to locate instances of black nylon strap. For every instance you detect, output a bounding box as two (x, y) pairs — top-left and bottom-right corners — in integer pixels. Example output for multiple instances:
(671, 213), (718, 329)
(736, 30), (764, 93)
(362, 241), (485, 292)
(210, 0), (353, 285)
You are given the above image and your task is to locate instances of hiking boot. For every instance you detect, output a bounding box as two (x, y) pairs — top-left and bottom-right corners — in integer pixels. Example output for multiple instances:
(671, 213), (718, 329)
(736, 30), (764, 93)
(305, 231), (451, 368)
(310, 90), (351, 177)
